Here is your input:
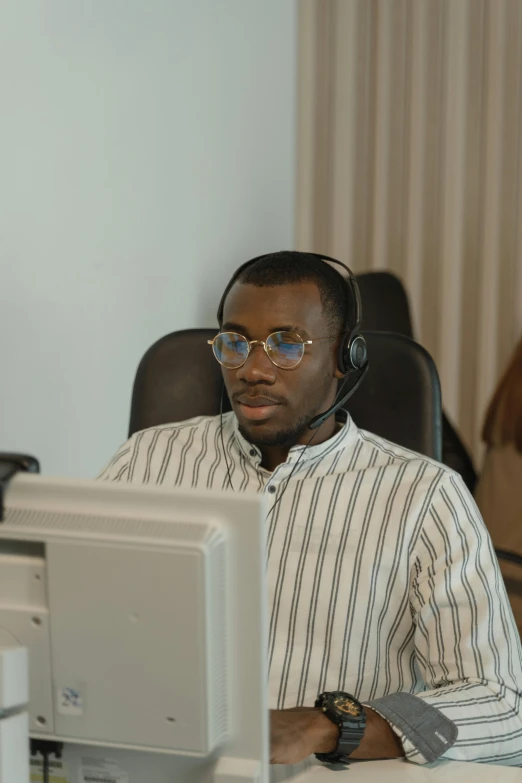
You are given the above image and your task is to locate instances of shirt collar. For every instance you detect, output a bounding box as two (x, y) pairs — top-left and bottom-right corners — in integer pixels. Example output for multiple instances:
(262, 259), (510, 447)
(232, 409), (358, 470)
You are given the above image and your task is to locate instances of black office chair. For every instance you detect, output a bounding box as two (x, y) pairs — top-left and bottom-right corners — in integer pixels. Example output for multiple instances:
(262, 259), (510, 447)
(129, 329), (442, 460)
(357, 271), (478, 494)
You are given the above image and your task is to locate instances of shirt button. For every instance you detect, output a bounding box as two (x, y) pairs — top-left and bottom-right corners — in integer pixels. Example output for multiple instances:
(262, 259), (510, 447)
(249, 449), (256, 457)
(268, 485), (276, 494)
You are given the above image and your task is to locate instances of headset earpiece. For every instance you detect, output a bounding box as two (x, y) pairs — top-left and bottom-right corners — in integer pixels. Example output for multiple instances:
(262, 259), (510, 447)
(332, 264), (367, 376)
(338, 331), (368, 375)
(342, 333), (368, 373)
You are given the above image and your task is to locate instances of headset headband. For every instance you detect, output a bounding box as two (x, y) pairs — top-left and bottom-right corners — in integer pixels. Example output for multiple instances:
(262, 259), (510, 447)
(217, 251), (361, 334)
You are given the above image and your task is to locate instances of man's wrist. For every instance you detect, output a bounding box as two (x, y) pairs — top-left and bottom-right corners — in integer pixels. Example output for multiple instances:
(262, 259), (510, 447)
(349, 707), (404, 759)
(311, 708), (340, 754)
(311, 705), (404, 760)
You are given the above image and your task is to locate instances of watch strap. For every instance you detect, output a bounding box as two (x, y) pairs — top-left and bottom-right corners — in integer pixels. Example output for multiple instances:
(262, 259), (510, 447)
(314, 692), (366, 764)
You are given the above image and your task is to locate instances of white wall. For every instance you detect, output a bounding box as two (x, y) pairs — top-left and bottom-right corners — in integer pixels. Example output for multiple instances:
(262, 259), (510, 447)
(0, 0), (296, 477)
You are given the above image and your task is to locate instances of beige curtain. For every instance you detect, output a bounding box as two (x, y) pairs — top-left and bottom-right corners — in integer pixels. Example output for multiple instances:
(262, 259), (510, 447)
(296, 0), (522, 462)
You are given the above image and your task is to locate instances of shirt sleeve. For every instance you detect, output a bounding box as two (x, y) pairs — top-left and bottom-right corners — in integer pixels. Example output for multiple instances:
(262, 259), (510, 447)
(368, 471), (522, 765)
(96, 435), (136, 482)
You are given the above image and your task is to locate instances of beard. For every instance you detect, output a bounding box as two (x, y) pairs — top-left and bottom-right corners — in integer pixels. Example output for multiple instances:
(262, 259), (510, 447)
(237, 409), (318, 449)
(238, 418), (310, 448)
(233, 372), (339, 449)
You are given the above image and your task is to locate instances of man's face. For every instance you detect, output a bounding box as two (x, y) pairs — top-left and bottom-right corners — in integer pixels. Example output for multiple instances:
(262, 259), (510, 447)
(220, 280), (342, 448)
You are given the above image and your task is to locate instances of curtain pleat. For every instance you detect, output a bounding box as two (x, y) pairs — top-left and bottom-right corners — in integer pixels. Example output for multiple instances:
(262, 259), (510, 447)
(296, 0), (522, 462)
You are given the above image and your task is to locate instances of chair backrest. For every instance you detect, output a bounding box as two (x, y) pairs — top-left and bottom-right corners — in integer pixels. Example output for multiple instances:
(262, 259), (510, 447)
(357, 271), (415, 336)
(356, 270), (477, 493)
(129, 329), (443, 461)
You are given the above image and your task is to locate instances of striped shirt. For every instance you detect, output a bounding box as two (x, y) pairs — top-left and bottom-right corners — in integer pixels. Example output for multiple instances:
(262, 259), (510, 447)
(99, 411), (522, 766)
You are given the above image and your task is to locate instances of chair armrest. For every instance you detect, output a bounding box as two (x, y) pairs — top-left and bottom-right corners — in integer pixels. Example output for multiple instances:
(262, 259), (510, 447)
(495, 549), (522, 568)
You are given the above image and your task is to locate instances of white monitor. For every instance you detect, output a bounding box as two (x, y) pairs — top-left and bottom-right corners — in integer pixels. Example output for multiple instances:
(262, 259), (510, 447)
(0, 473), (269, 783)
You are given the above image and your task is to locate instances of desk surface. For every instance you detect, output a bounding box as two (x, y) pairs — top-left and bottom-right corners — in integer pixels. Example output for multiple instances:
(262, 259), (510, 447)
(272, 758), (522, 782)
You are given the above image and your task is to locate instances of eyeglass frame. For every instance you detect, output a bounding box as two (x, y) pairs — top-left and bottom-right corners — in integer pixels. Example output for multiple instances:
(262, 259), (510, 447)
(207, 330), (338, 370)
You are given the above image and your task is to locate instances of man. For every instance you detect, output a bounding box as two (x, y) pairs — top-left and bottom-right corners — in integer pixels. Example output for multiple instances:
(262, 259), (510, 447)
(100, 251), (522, 766)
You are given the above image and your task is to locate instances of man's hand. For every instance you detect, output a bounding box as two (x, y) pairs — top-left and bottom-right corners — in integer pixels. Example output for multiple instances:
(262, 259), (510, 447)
(269, 706), (405, 765)
(270, 707), (338, 764)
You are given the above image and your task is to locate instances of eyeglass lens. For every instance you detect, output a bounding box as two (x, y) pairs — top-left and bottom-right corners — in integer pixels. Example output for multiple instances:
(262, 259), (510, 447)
(212, 331), (305, 369)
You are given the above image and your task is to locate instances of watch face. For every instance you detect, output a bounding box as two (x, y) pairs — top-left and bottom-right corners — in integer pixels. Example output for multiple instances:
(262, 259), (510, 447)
(331, 693), (362, 718)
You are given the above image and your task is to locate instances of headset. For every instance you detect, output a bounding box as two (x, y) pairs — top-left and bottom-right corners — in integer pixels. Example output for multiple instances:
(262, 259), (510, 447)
(217, 251), (369, 430)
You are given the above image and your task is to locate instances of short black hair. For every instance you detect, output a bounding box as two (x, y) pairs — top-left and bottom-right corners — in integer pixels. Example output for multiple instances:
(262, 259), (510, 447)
(221, 250), (353, 333)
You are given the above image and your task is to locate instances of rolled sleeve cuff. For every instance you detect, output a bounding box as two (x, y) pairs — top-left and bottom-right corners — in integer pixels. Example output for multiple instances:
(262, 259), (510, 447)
(364, 692), (458, 764)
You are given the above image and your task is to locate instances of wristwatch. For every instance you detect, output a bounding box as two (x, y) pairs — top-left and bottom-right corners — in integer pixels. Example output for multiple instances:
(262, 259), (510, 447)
(314, 691), (367, 764)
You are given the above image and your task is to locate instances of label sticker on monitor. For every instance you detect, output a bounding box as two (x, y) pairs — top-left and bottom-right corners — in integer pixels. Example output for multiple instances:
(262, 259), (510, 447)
(30, 756), (70, 782)
(79, 758), (129, 783)
(57, 685), (84, 716)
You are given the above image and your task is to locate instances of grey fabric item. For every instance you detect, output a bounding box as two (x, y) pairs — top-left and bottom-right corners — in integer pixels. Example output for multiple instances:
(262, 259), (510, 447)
(366, 692), (458, 763)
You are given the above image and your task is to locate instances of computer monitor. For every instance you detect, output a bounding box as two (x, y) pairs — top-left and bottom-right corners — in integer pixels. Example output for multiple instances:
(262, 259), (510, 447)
(1, 473), (268, 783)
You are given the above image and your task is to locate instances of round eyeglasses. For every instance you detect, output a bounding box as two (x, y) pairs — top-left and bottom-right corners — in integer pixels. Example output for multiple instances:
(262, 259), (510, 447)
(208, 330), (334, 370)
